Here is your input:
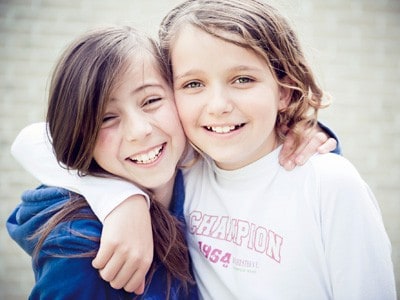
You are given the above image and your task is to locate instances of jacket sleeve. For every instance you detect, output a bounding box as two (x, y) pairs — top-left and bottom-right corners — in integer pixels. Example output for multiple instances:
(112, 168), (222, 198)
(30, 219), (134, 300)
(10, 122), (149, 222)
(318, 121), (342, 155)
(31, 256), (132, 300)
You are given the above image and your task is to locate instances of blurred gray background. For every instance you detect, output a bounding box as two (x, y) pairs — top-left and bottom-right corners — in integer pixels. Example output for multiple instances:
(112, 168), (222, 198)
(1, 0), (399, 298)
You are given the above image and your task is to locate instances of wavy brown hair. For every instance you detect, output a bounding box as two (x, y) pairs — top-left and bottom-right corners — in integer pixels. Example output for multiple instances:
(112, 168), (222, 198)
(159, 0), (329, 154)
(34, 26), (193, 297)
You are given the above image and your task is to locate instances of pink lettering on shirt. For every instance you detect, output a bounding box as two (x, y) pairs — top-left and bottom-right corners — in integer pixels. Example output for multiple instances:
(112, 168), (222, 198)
(189, 210), (283, 263)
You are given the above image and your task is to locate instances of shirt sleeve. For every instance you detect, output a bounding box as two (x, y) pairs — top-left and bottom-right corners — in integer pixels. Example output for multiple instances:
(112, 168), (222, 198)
(10, 122), (149, 222)
(317, 155), (396, 299)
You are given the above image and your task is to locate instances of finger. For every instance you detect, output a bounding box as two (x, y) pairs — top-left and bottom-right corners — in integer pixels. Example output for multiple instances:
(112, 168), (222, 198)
(98, 251), (128, 284)
(92, 242), (115, 269)
(294, 132), (327, 165)
(108, 261), (137, 290)
(279, 132), (295, 166)
(123, 256), (152, 293)
(317, 137), (337, 154)
(110, 258), (146, 292)
(133, 280), (146, 295)
(281, 133), (311, 170)
(281, 157), (296, 171)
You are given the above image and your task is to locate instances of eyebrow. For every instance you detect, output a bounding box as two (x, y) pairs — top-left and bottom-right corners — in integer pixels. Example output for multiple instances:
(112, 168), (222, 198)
(174, 70), (203, 82)
(109, 82), (165, 103)
(132, 83), (165, 94)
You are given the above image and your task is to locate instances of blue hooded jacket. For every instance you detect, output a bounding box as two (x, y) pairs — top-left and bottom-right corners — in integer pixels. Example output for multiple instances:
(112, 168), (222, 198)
(7, 170), (198, 300)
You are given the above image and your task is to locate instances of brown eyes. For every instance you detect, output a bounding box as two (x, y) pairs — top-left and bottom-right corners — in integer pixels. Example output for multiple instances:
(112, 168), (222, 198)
(143, 97), (162, 106)
(102, 115), (116, 123)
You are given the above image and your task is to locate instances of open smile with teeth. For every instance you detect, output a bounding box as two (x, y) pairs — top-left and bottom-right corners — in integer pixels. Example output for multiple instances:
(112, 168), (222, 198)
(205, 124), (244, 134)
(127, 144), (164, 164)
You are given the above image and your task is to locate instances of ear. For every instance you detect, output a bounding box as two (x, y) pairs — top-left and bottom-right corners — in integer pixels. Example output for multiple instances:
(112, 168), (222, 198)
(278, 76), (293, 110)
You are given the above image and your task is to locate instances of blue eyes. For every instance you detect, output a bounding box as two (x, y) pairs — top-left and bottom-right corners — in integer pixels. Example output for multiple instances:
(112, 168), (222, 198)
(235, 77), (253, 84)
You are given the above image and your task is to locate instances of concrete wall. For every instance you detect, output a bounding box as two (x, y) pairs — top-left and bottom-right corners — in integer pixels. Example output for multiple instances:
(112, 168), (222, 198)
(1, 0), (398, 298)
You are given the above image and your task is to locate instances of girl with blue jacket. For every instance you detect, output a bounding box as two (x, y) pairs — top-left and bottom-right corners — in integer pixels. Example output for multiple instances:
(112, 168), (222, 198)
(7, 25), (198, 300)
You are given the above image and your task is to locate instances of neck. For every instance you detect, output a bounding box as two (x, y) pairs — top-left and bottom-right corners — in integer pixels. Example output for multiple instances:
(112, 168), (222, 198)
(151, 174), (176, 208)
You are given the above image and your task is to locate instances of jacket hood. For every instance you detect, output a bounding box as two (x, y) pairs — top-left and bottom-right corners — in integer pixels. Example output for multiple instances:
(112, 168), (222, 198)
(6, 185), (71, 255)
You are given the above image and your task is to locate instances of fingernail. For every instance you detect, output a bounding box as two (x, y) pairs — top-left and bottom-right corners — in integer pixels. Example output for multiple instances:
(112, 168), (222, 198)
(284, 160), (294, 170)
(296, 155), (305, 165)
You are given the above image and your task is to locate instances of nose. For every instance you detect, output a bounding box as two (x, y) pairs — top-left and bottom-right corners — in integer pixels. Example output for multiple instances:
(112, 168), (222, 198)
(206, 85), (233, 115)
(123, 113), (152, 142)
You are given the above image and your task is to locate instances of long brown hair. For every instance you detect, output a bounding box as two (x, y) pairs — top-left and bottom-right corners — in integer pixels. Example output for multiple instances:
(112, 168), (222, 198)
(35, 26), (193, 297)
(159, 0), (328, 154)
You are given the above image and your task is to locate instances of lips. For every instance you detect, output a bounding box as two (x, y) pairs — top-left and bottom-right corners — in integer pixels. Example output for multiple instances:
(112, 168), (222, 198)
(127, 144), (164, 164)
(205, 123), (245, 133)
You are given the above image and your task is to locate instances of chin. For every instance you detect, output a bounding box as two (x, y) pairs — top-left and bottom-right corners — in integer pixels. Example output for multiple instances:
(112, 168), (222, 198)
(143, 175), (174, 189)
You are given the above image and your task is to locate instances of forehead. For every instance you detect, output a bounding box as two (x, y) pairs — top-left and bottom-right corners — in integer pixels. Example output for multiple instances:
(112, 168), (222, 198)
(175, 24), (274, 71)
(122, 50), (163, 79)
(174, 24), (261, 56)
(173, 25), (264, 63)
(109, 52), (168, 95)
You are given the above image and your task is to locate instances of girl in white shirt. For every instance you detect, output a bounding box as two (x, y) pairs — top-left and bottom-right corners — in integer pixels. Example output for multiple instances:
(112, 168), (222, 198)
(156, 0), (396, 299)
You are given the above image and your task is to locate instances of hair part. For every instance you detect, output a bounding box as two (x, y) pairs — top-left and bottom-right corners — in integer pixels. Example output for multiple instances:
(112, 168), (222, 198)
(160, 0), (329, 153)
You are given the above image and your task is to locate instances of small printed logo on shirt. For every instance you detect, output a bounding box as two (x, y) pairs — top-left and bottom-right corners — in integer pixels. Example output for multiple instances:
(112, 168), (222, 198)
(197, 240), (261, 273)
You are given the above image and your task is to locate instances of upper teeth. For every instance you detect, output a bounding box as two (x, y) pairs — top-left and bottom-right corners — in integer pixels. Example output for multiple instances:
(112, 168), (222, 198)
(207, 125), (236, 133)
(129, 145), (163, 164)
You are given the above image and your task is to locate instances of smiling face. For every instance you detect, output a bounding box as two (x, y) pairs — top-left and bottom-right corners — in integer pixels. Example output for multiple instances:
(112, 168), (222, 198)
(93, 53), (186, 191)
(172, 25), (290, 170)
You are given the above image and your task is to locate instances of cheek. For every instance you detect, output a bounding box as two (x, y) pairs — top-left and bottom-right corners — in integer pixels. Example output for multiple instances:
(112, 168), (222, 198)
(160, 103), (187, 142)
(253, 88), (281, 112)
(174, 95), (195, 128)
(93, 130), (117, 164)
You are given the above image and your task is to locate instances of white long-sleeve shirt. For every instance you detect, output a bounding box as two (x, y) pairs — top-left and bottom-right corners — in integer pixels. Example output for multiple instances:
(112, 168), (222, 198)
(11, 123), (396, 299)
(182, 146), (396, 299)
(11, 122), (148, 222)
